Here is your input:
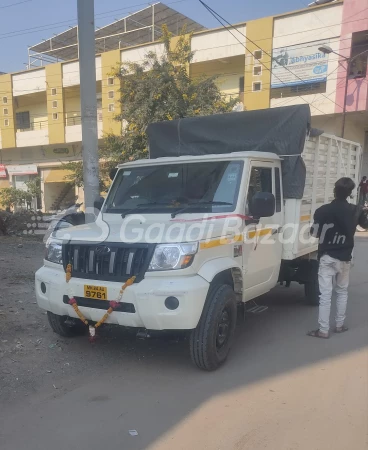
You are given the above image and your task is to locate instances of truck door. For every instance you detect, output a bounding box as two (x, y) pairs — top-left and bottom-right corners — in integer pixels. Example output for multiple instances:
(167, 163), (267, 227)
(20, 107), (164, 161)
(242, 162), (283, 301)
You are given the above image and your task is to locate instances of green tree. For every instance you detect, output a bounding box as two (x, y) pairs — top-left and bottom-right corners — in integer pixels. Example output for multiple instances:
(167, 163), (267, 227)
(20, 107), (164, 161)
(25, 176), (42, 199)
(0, 187), (33, 210)
(67, 26), (238, 187)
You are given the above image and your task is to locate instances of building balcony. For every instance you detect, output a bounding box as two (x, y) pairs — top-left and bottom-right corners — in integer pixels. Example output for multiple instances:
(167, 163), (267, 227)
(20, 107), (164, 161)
(65, 111), (103, 143)
(16, 120), (48, 147)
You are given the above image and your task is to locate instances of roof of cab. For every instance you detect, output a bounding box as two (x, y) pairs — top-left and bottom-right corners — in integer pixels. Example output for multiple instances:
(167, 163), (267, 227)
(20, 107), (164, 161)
(117, 151), (280, 168)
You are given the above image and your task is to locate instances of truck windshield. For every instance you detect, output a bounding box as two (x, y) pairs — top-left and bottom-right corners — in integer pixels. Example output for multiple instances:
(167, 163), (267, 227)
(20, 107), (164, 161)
(104, 160), (244, 215)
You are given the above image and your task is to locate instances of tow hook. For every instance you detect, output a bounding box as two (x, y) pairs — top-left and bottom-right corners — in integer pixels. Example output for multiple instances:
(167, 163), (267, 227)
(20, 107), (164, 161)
(136, 329), (151, 339)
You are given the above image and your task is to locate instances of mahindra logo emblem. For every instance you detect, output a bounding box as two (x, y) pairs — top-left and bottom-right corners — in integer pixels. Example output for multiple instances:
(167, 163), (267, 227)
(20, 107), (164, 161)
(95, 246), (111, 255)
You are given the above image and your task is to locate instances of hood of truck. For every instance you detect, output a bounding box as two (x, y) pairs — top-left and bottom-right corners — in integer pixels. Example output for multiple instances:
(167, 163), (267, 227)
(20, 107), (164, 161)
(54, 212), (244, 244)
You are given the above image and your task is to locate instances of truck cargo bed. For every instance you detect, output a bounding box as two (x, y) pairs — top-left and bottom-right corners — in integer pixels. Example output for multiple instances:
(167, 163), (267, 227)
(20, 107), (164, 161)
(282, 134), (362, 260)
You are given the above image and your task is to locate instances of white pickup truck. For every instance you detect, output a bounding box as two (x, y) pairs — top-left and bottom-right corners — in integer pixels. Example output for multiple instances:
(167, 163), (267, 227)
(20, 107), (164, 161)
(35, 106), (362, 370)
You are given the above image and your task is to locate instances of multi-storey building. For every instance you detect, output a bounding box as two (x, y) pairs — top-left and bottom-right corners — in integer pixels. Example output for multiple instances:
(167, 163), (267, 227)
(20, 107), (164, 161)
(0, 0), (367, 211)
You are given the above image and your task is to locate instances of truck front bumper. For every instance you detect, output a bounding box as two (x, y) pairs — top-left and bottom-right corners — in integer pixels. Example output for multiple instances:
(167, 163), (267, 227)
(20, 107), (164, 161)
(35, 266), (209, 330)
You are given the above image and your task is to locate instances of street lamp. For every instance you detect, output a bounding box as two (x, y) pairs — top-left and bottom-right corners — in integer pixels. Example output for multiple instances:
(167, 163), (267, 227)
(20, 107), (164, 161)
(319, 44), (368, 138)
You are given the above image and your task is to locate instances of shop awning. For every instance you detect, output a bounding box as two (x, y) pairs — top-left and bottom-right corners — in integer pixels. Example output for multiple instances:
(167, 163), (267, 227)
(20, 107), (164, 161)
(7, 164), (38, 175)
(45, 169), (74, 183)
(0, 164), (7, 178)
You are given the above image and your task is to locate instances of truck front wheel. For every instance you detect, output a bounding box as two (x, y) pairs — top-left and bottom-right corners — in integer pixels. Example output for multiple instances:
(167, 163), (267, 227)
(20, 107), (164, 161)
(190, 284), (237, 371)
(47, 312), (85, 337)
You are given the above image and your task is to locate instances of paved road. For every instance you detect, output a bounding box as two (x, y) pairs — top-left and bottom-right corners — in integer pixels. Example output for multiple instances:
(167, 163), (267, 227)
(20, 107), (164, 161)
(1, 235), (367, 450)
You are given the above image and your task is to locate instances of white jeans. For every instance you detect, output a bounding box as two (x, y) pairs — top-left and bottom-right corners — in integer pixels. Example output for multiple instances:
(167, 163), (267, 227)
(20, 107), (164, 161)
(318, 254), (351, 333)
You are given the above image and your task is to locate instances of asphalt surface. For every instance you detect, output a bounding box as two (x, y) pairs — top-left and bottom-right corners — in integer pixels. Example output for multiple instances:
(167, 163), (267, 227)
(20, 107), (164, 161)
(0, 234), (367, 450)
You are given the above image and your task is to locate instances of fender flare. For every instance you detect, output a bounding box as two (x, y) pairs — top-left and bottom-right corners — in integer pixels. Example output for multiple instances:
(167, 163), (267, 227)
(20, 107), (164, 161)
(198, 257), (242, 284)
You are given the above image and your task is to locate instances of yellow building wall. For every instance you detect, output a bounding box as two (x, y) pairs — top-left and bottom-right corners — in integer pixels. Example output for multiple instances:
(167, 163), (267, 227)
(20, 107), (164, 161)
(64, 88), (81, 126)
(46, 63), (65, 144)
(0, 73), (16, 148)
(244, 17), (274, 110)
(101, 50), (121, 135)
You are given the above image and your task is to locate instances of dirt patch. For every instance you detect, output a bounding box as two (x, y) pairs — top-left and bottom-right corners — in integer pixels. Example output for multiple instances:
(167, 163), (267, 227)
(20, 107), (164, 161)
(0, 236), (188, 406)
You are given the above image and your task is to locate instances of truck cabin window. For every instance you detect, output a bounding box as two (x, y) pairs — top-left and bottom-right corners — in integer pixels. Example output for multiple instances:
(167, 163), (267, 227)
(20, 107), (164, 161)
(104, 161), (244, 214)
(246, 167), (273, 214)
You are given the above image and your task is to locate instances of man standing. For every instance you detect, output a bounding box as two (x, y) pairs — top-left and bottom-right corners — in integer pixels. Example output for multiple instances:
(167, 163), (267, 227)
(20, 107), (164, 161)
(359, 176), (368, 205)
(308, 177), (367, 339)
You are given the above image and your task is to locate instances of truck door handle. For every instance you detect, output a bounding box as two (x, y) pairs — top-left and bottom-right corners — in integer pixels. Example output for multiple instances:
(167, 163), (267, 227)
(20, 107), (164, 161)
(272, 227), (282, 235)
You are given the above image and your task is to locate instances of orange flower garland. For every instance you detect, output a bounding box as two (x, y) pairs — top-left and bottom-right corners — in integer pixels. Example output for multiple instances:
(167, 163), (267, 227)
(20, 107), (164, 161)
(65, 263), (136, 342)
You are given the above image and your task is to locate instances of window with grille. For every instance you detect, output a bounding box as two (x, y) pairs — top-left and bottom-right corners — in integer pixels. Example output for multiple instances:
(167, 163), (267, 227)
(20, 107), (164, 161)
(253, 66), (262, 76)
(2, 96), (8, 104)
(52, 100), (58, 108)
(254, 50), (263, 61)
(16, 111), (30, 129)
(51, 88), (57, 95)
(108, 91), (114, 99)
(52, 113), (58, 120)
(253, 82), (262, 92)
(3, 108), (8, 115)
(108, 103), (114, 112)
(4, 119), (9, 126)
(108, 77), (114, 85)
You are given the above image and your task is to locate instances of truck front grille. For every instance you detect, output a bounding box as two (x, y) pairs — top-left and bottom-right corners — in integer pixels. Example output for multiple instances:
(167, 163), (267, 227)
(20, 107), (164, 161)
(62, 242), (155, 283)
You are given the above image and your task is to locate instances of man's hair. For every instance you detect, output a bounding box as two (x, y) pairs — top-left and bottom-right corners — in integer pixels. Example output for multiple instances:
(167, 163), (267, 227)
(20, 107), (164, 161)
(363, 176), (367, 180)
(334, 177), (355, 200)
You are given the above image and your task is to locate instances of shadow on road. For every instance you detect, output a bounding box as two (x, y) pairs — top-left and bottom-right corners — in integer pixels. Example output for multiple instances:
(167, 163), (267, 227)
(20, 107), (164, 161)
(1, 236), (368, 450)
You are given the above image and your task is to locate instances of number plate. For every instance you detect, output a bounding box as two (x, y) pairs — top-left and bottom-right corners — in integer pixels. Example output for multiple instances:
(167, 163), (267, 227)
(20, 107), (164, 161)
(84, 285), (107, 300)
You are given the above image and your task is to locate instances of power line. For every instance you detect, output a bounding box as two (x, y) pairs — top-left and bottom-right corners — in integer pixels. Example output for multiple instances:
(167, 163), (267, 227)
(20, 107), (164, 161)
(0, 0), (189, 39)
(199, 0), (347, 113)
(0, 0), (31, 9)
(198, 0), (330, 117)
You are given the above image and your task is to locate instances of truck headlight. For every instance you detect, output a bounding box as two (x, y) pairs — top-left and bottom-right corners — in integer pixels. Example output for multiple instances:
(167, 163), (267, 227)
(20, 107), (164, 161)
(148, 243), (198, 271)
(45, 238), (63, 264)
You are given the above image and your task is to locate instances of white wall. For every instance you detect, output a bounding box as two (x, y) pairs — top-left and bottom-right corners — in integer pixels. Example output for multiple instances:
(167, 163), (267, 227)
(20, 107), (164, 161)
(16, 129), (48, 147)
(192, 26), (246, 63)
(12, 69), (46, 96)
(121, 43), (164, 64)
(62, 56), (102, 87)
(65, 124), (81, 143)
(273, 5), (343, 49)
(271, 4), (343, 116)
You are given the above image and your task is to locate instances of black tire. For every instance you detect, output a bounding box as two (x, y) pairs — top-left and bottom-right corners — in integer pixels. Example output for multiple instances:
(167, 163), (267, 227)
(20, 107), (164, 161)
(190, 284), (237, 371)
(304, 260), (320, 306)
(47, 311), (86, 337)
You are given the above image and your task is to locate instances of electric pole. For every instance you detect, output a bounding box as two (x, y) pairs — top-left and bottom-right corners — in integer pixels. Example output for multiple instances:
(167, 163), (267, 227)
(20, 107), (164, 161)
(77, 0), (100, 221)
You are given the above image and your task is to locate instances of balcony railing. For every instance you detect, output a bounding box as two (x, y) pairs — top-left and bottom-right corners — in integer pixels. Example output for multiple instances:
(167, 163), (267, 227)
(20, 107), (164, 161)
(66, 110), (103, 127)
(17, 120), (48, 132)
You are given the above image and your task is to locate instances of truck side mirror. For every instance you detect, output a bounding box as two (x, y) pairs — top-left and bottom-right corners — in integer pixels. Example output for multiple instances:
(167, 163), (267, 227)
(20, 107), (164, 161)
(109, 168), (118, 181)
(250, 192), (275, 218)
(94, 196), (105, 212)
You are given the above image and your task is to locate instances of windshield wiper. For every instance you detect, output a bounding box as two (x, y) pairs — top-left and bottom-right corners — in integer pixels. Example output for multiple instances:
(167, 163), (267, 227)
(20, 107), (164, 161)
(171, 201), (233, 219)
(121, 202), (173, 218)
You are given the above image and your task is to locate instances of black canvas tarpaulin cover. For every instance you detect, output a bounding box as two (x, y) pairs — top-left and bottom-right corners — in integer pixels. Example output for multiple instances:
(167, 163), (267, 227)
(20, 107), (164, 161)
(147, 104), (311, 199)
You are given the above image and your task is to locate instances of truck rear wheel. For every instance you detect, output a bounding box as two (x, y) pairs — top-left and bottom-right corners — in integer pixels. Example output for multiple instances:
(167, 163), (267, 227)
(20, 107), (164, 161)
(304, 260), (320, 306)
(190, 284), (237, 371)
(47, 311), (85, 337)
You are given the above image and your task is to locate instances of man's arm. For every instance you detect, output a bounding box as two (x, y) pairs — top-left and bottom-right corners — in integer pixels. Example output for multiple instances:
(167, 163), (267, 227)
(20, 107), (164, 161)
(310, 207), (322, 238)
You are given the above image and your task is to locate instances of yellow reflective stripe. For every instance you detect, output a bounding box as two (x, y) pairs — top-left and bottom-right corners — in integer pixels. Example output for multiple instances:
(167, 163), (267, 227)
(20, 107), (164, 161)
(200, 234), (242, 250)
(248, 228), (273, 239)
(300, 215), (311, 222)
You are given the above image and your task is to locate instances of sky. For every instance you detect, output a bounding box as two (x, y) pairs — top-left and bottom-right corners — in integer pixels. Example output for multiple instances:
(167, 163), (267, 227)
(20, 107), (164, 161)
(0, 0), (311, 73)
